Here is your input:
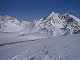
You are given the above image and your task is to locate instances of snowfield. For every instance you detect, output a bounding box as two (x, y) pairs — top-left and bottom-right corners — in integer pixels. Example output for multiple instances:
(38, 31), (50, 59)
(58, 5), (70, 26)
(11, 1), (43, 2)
(0, 12), (80, 60)
(0, 32), (80, 60)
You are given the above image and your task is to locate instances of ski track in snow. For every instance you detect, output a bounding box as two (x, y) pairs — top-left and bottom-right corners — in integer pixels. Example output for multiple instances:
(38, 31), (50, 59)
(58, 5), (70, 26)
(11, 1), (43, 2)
(0, 32), (80, 60)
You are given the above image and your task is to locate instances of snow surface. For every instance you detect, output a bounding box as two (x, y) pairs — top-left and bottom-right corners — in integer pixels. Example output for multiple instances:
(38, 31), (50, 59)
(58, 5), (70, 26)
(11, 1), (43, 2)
(0, 32), (80, 60)
(0, 12), (80, 60)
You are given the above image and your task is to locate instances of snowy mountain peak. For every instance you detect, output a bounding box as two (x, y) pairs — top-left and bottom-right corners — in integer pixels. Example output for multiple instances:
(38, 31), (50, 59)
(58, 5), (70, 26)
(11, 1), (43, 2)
(49, 11), (59, 17)
(69, 14), (80, 22)
(0, 12), (80, 36)
(35, 12), (80, 36)
(49, 12), (55, 16)
(0, 16), (22, 32)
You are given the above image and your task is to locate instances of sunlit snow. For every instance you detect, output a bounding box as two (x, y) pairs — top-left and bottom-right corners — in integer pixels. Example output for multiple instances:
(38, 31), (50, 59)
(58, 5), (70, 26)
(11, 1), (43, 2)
(0, 12), (80, 60)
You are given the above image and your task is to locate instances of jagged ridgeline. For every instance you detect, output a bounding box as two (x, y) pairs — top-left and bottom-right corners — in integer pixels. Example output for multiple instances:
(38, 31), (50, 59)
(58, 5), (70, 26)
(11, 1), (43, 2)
(0, 12), (80, 36)
(36, 12), (80, 35)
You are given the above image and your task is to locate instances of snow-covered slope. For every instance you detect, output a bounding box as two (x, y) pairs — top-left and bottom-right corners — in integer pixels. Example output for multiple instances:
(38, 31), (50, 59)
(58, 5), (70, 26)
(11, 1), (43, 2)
(0, 11), (80, 60)
(0, 16), (22, 32)
(0, 11), (80, 36)
(35, 12), (80, 36)
(19, 21), (34, 34)
(0, 16), (35, 33)
(3, 34), (80, 60)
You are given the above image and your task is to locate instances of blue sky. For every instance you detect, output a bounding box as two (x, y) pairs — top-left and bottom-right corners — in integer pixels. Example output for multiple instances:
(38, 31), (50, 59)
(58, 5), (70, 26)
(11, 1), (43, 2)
(0, 0), (80, 20)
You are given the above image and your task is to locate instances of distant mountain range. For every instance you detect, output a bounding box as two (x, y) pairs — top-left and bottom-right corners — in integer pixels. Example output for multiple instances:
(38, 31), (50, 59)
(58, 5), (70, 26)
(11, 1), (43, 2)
(0, 12), (80, 36)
